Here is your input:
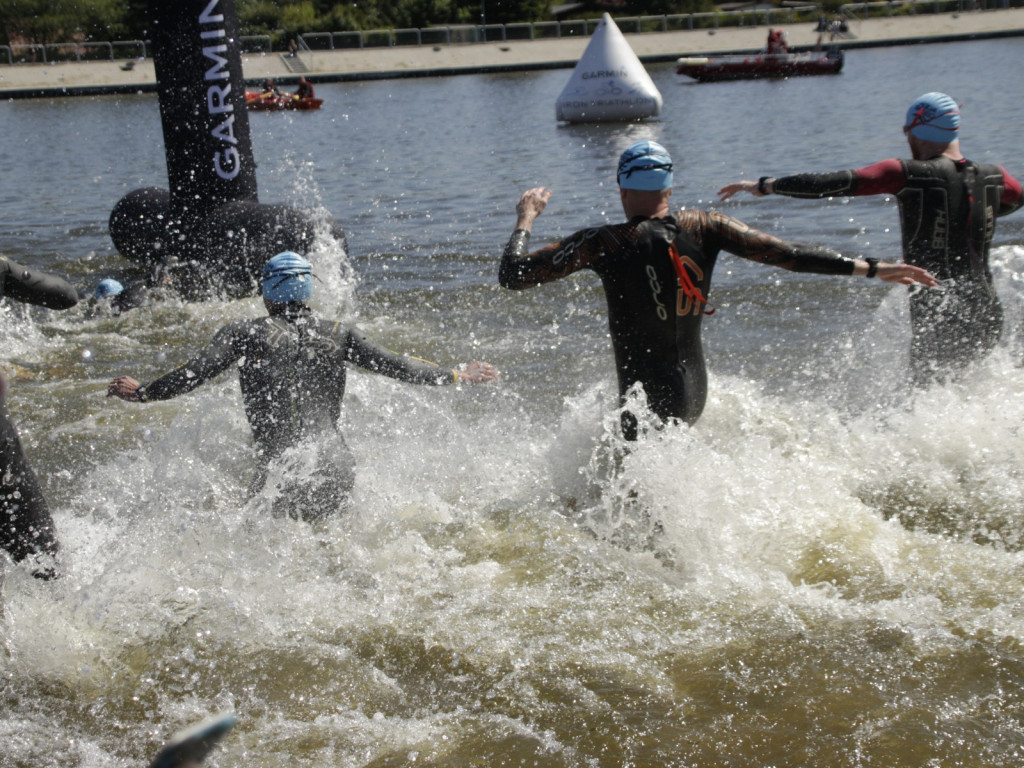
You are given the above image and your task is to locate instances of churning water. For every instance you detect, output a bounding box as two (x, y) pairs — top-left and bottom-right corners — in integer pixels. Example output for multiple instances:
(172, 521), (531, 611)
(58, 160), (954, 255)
(3, 37), (1024, 767)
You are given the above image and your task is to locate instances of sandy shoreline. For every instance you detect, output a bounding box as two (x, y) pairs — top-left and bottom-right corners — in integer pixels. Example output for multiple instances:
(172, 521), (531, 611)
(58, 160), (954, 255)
(2, 7), (1023, 98)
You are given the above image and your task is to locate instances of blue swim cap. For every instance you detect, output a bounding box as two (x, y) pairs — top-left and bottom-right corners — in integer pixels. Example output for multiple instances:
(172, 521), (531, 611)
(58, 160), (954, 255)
(617, 140), (674, 191)
(94, 279), (124, 299)
(905, 92), (960, 143)
(262, 251), (313, 303)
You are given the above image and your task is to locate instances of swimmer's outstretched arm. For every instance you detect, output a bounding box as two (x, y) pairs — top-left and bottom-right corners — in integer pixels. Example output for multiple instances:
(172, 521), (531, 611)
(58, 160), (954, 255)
(696, 209), (939, 288)
(344, 329), (499, 385)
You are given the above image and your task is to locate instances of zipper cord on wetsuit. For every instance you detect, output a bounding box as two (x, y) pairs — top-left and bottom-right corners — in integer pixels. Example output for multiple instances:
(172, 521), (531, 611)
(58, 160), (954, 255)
(668, 243), (715, 316)
(272, 315), (305, 436)
(960, 161), (987, 280)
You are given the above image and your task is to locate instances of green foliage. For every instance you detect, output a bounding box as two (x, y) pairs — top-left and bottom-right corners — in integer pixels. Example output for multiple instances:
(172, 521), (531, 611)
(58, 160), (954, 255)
(122, 0), (148, 37)
(325, 3), (369, 31)
(280, 0), (318, 31)
(237, 0), (283, 33)
(485, 0), (551, 25)
(622, 0), (718, 15)
(0, 0), (827, 45)
(0, 0), (128, 45)
(335, 0), (461, 30)
(817, 0), (846, 12)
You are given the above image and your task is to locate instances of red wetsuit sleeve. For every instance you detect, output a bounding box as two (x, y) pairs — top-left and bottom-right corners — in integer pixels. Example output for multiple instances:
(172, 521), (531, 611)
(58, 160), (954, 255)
(998, 166), (1024, 214)
(771, 159), (905, 199)
(849, 159), (906, 196)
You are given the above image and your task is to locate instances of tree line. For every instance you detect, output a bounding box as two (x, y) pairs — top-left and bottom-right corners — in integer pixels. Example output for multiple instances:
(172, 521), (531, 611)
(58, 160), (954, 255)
(0, 0), (722, 47)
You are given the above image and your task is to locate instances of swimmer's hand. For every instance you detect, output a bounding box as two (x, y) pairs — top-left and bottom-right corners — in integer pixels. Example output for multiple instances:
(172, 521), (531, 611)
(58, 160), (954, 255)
(718, 181), (762, 201)
(107, 375), (143, 401)
(454, 361), (499, 384)
(860, 261), (939, 287)
(515, 187), (553, 233)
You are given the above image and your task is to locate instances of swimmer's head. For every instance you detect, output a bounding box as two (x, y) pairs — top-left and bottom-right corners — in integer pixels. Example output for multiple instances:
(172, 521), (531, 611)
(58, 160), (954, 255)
(617, 141), (674, 191)
(262, 251), (313, 303)
(93, 279), (124, 300)
(904, 92), (960, 143)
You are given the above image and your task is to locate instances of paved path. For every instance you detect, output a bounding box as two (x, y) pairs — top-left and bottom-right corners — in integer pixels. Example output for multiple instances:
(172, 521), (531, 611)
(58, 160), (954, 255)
(2, 8), (1023, 97)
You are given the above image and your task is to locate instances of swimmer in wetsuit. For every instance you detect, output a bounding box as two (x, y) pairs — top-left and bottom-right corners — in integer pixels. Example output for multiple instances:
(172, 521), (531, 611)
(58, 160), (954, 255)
(108, 252), (498, 520)
(0, 256), (79, 577)
(719, 92), (1024, 385)
(89, 259), (178, 316)
(500, 141), (937, 440)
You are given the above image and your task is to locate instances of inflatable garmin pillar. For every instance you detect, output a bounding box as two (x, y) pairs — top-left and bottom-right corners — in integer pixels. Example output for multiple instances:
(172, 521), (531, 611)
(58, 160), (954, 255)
(109, 0), (344, 298)
(555, 14), (662, 123)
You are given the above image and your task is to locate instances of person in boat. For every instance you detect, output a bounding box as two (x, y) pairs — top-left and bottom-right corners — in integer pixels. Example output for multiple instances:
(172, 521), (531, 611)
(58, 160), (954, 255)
(718, 92), (1024, 386)
(261, 78), (281, 97)
(498, 141), (937, 441)
(766, 28), (788, 54)
(107, 252), (499, 521)
(294, 76), (315, 100)
(0, 256), (78, 578)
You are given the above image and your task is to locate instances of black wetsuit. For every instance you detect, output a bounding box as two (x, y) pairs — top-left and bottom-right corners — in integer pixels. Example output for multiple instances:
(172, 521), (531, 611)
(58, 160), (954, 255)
(137, 306), (457, 520)
(772, 157), (1024, 383)
(500, 210), (856, 439)
(0, 257), (78, 573)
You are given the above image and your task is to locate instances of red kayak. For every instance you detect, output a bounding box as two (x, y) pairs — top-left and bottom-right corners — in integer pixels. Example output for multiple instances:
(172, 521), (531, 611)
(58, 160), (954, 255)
(245, 91), (323, 111)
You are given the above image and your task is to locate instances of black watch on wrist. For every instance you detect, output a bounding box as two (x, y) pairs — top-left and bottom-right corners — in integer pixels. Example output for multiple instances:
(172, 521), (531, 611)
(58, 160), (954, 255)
(865, 258), (879, 278)
(757, 176), (772, 195)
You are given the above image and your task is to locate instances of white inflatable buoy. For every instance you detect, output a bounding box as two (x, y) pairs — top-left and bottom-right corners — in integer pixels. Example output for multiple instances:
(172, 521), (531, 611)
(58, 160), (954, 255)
(555, 13), (663, 123)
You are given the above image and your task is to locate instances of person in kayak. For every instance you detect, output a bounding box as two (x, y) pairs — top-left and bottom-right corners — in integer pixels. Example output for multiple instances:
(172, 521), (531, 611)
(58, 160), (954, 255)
(261, 78), (281, 97)
(107, 251), (498, 520)
(0, 256), (79, 578)
(718, 92), (1024, 385)
(294, 76), (315, 100)
(499, 140), (937, 440)
(766, 28), (788, 53)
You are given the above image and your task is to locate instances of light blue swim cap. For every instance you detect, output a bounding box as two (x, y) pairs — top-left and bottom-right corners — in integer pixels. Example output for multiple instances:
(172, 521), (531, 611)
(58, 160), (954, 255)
(905, 92), (960, 143)
(93, 279), (124, 299)
(262, 251), (313, 303)
(617, 141), (674, 191)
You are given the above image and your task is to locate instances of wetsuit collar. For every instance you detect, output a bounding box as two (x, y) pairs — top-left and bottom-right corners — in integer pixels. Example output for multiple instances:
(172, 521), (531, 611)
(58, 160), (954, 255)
(266, 301), (312, 320)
